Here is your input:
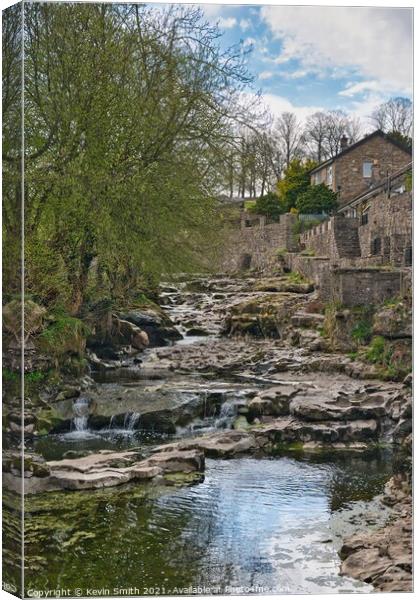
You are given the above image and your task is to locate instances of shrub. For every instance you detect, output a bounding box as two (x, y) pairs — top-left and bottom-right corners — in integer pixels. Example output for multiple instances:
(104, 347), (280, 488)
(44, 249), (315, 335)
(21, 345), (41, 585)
(249, 192), (283, 221)
(295, 183), (338, 214)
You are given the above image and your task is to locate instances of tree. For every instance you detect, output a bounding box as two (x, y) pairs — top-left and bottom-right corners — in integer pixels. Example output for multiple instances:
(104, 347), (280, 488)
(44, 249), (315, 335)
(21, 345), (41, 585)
(304, 112), (329, 162)
(275, 112), (305, 167)
(249, 191), (283, 221)
(15, 3), (259, 313)
(295, 183), (338, 214)
(277, 159), (317, 212)
(323, 110), (361, 157)
(371, 97), (413, 138)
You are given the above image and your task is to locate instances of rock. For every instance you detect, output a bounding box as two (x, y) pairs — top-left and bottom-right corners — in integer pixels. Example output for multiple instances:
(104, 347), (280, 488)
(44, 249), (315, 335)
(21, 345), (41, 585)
(248, 385), (298, 419)
(291, 312), (324, 328)
(223, 293), (308, 338)
(340, 496), (412, 592)
(289, 392), (387, 422)
(185, 327), (210, 337)
(113, 317), (149, 350)
(5, 447), (205, 493)
(55, 386), (81, 402)
(372, 305), (412, 339)
(340, 548), (393, 582)
(118, 308), (182, 346)
(253, 278), (314, 294)
(154, 431), (258, 458)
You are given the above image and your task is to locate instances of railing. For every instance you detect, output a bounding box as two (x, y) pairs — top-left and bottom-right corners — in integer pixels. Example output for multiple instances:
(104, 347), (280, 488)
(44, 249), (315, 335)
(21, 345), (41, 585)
(298, 212), (329, 222)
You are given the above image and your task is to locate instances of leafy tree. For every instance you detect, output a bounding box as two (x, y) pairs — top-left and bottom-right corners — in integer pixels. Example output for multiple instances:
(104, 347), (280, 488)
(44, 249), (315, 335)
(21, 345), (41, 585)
(277, 159), (317, 212)
(4, 3), (259, 314)
(249, 192), (283, 221)
(295, 183), (338, 214)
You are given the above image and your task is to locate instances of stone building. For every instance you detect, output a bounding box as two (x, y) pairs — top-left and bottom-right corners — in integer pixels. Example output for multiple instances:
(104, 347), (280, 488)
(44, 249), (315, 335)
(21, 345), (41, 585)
(309, 130), (411, 206)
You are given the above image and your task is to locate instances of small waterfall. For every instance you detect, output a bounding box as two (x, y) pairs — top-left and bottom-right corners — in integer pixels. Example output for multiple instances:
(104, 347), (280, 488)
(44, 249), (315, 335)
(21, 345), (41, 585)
(72, 397), (90, 432)
(124, 411), (141, 431)
(215, 401), (238, 429)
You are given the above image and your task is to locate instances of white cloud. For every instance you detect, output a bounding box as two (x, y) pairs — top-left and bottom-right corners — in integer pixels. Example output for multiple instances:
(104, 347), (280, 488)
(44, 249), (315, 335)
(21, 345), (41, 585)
(260, 93), (322, 123)
(260, 6), (413, 94)
(339, 81), (380, 97)
(259, 71), (274, 80)
(243, 37), (256, 47)
(218, 17), (237, 30)
(240, 18), (251, 32)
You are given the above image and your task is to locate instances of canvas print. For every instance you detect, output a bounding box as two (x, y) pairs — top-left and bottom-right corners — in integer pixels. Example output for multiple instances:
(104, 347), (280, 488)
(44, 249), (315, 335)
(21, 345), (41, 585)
(2, 1), (413, 597)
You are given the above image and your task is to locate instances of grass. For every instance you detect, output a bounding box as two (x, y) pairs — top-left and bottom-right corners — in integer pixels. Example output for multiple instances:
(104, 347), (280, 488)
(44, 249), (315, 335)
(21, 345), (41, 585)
(286, 271), (308, 284)
(351, 320), (372, 344)
(39, 314), (90, 360)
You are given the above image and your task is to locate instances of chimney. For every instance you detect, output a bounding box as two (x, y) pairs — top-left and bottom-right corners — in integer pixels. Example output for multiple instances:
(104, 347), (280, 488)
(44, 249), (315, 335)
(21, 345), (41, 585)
(340, 135), (349, 151)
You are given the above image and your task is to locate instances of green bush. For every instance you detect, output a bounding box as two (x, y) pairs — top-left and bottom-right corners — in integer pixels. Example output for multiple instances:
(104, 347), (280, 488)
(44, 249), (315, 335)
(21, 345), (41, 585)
(295, 183), (338, 214)
(249, 192), (283, 221)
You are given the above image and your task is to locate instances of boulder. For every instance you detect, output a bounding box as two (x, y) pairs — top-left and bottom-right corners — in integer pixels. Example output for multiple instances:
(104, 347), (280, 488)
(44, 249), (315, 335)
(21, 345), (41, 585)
(118, 308), (182, 346)
(289, 392), (388, 422)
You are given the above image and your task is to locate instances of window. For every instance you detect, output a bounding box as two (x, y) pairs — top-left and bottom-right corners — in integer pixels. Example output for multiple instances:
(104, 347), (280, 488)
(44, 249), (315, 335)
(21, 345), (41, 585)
(363, 161), (373, 178)
(371, 237), (382, 255)
(314, 171), (322, 184)
(404, 247), (412, 267)
(360, 211), (369, 225)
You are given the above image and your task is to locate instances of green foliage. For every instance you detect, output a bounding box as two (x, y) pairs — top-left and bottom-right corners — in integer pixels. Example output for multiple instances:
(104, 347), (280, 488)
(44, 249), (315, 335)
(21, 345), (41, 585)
(386, 131), (412, 152)
(405, 170), (412, 192)
(39, 314), (90, 362)
(249, 192), (283, 221)
(365, 336), (388, 364)
(4, 4), (254, 313)
(351, 320), (372, 344)
(295, 183), (338, 214)
(286, 271), (307, 284)
(277, 159), (317, 212)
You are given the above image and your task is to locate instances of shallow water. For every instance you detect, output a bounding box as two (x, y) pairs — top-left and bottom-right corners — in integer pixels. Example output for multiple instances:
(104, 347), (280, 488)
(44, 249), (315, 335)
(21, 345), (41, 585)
(23, 452), (393, 595)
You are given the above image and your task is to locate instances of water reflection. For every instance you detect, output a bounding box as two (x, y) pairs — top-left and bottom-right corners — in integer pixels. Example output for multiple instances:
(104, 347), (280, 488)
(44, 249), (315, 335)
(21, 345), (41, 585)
(22, 453), (393, 595)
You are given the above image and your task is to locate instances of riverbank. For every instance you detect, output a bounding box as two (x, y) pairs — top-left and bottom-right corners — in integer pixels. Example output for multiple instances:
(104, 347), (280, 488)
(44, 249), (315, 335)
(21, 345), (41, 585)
(3, 272), (412, 594)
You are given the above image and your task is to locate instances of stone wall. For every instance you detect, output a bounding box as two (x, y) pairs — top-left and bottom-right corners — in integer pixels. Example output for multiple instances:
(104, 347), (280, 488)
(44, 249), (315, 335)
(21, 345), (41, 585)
(330, 268), (403, 307)
(221, 213), (298, 272)
(300, 190), (412, 268)
(285, 255), (332, 299)
(300, 216), (361, 262)
(357, 191), (412, 267)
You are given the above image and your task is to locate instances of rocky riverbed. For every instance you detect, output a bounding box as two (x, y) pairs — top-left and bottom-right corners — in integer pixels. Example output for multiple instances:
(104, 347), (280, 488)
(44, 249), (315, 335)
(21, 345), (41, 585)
(3, 273), (412, 593)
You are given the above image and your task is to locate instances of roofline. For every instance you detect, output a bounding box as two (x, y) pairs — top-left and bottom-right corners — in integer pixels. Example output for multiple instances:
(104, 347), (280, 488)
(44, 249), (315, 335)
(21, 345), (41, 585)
(309, 129), (412, 174)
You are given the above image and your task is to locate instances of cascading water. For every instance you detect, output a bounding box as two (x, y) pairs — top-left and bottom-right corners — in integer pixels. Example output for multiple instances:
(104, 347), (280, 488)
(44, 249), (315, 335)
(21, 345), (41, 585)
(215, 400), (238, 429)
(124, 411), (141, 431)
(71, 397), (90, 432)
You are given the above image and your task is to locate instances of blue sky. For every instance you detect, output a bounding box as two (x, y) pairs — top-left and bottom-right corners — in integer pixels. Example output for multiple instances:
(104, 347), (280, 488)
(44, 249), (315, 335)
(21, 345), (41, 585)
(182, 3), (413, 130)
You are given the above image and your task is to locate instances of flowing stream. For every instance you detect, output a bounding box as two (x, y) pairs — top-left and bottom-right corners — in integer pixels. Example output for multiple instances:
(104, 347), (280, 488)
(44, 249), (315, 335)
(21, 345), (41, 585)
(24, 275), (397, 595)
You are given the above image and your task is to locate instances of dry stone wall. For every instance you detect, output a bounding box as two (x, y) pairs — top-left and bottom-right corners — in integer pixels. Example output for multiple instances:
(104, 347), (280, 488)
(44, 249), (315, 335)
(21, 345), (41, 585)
(221, 213), (298, 272)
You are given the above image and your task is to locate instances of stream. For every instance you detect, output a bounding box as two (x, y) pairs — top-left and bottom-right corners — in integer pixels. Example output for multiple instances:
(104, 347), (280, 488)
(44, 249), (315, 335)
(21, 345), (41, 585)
(21, 275), (398, 595)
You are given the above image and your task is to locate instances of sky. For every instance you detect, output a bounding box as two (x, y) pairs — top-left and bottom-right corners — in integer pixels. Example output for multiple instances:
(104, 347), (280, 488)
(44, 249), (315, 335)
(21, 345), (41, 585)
(185, 3), (413, 131)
